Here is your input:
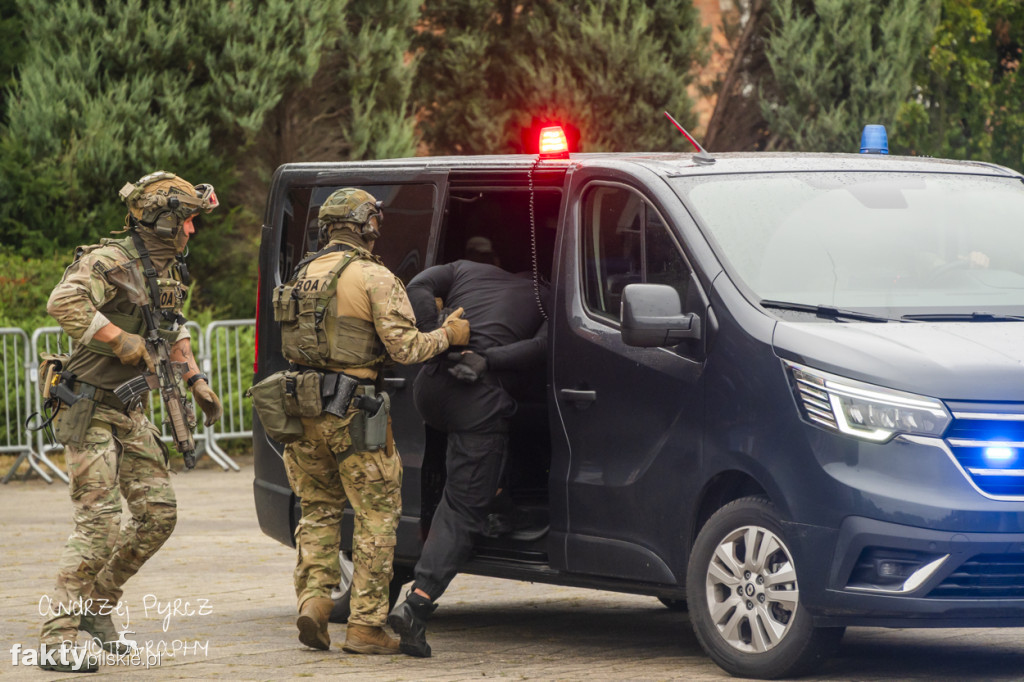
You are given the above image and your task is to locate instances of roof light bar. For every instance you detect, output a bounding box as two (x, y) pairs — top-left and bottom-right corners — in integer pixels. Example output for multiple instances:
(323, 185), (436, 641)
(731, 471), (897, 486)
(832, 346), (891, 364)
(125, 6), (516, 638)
(539, 126), (569, 158)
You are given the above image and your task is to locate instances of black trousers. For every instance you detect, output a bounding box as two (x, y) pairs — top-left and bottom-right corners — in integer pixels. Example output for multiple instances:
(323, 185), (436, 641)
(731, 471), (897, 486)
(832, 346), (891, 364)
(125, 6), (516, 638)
(411, 365), (516, 599)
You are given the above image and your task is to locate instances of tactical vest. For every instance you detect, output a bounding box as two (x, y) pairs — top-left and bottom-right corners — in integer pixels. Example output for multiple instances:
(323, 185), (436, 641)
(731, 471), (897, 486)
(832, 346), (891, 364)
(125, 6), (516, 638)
(79, 238), (188, 357)
(273, 247), (385, 370)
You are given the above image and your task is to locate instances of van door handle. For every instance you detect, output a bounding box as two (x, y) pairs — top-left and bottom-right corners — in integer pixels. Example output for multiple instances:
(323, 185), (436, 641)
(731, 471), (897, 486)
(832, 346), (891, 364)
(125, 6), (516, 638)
(383, 377), (406, 389)
(560, 389), (596, 404)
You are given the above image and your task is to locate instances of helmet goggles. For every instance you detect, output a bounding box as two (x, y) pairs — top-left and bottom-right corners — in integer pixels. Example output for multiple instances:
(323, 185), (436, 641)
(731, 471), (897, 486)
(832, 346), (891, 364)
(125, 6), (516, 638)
(166, 183), (219, 220)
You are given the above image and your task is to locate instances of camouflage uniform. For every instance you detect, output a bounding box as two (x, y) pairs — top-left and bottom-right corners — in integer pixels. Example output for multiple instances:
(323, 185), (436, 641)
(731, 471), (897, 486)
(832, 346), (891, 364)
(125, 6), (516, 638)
(284, 236), (451, 627)
(39, 172), (219, 658)
(40, 239), (187, 645)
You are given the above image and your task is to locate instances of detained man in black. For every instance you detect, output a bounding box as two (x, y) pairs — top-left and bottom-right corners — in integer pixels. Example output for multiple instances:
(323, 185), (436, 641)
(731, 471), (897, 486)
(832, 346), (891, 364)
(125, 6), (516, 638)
(387, 239), (549, 657)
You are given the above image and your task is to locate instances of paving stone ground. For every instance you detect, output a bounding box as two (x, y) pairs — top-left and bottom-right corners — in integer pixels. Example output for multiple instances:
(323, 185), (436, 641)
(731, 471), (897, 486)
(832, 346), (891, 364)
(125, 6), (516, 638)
(3, 457), (1023, 680)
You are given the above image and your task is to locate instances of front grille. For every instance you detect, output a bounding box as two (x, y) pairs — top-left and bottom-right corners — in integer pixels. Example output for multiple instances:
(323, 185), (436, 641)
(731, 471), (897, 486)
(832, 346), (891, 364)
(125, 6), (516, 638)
(945, 408), (1024, 498)
(930, 554), (1024, 598)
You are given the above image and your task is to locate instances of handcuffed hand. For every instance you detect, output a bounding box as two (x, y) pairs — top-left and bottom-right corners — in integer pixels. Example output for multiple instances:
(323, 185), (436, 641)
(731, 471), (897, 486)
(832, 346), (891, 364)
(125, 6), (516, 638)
(191, 378), (223, 426)
(108, 330), (155, 374)
(436, 305), (456, 328)
(448, 351), (487, 383)
(441, 306), (470, 346)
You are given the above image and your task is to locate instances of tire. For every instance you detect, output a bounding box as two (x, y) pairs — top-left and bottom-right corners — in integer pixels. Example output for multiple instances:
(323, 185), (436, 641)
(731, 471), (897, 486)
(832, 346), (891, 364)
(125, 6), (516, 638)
(686, 496), (843, 679)
(329, 552), (412, 624)
(658, 597), (688, 612)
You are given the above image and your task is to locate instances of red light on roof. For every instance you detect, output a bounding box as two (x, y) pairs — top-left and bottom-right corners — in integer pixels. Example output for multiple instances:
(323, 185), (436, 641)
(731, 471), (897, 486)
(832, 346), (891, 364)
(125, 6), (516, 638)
(539, 126), (569, 156)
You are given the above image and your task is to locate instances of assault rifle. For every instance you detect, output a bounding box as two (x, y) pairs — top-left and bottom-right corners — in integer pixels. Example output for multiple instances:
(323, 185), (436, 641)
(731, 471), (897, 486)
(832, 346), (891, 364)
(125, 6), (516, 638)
(139, 303), (198, 469)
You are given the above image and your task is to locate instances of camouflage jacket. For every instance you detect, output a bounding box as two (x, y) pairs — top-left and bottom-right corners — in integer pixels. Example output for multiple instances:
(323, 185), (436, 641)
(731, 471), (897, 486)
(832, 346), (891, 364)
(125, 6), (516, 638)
(46, 237), (190, 389)
(311, 238), (450, 379)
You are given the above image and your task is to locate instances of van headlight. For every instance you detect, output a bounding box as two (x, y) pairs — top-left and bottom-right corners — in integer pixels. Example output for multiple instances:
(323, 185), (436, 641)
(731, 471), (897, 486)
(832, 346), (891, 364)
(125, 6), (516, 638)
(784, 361), (951, 442)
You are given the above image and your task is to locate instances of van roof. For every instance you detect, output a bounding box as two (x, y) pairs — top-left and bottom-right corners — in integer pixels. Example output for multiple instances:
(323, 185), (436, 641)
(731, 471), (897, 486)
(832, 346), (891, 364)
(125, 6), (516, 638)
(278, 152), (1021, 180)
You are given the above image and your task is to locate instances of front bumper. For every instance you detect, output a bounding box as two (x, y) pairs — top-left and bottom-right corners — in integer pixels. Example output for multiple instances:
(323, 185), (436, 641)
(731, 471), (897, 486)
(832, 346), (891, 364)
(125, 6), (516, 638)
(791, 515), (1024, 628)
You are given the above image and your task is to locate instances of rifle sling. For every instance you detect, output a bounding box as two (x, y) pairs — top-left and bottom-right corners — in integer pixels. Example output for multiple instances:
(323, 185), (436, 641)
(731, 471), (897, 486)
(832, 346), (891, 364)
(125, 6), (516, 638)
(293, 243), (351, 274)
(129, 230), (186, 328)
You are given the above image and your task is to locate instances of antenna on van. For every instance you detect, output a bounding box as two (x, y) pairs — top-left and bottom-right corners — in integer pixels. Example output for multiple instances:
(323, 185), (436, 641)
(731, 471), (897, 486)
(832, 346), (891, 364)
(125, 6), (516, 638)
(664, 111), (715, 166)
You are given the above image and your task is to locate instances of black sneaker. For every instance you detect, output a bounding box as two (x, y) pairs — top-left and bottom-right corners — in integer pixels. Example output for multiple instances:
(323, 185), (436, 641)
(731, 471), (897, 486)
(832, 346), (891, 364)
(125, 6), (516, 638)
(387, 593), (436, 658)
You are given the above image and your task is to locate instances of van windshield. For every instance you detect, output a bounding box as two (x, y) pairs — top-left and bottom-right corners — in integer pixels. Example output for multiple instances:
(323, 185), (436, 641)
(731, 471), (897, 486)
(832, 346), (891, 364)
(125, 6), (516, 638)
(672, 172), (1024, 317)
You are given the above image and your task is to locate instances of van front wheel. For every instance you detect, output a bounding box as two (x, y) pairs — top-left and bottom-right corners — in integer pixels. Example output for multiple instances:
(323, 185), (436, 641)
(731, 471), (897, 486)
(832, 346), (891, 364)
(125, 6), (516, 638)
(686, 496), (842, 679)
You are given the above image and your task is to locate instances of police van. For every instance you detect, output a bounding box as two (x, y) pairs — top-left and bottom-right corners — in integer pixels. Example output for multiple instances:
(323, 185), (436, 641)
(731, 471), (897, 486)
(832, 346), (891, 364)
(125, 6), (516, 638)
(253, 124), (1024, 678)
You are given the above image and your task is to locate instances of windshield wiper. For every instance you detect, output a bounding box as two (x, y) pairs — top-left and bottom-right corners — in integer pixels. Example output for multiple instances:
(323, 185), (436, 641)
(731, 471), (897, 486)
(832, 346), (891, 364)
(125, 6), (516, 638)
(759, 299), (899, 323)
(901, 312), (1024, 322)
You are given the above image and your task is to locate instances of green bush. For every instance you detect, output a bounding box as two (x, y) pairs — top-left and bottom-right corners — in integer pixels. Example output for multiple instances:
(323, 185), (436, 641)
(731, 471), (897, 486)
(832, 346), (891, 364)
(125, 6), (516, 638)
(0, 250), (71, 330)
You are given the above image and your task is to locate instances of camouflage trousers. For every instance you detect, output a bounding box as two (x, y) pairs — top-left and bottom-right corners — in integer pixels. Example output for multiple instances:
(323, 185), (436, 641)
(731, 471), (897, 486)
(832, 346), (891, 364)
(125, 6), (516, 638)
(283, 408), (402, 628)
(40, 403), (176, 645)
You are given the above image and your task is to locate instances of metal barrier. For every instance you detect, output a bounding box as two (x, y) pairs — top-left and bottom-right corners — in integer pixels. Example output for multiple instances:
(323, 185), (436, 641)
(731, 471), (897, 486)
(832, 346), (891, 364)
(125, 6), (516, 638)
(7, 328), (73, 483)
(202, 319), (255, 471)
(0, 328), (65, 483)
(2, 319), (257, 483)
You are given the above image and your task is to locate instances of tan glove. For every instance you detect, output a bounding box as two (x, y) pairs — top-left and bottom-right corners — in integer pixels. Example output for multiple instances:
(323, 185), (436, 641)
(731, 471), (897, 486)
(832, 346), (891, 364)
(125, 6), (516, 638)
(108, 330), (155, 373)
(191, 378), (223, 427)
(441, 306), (470, 346)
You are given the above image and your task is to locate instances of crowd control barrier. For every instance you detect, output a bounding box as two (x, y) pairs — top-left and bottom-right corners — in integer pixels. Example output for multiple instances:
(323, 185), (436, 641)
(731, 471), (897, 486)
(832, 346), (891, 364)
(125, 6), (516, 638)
(202, 320), (256, 472)
(0, 328), (66, 483)
(1, 320), (256, 483)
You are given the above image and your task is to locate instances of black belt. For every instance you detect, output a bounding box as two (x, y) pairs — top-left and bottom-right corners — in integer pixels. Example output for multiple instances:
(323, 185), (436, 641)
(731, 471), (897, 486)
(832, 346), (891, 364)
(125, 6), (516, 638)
(71, 380), (128, 411)
(292, 365), (376, 386)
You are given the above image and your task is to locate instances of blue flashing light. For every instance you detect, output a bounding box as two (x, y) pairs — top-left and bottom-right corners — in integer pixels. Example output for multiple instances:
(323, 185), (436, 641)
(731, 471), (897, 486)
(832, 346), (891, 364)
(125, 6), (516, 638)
(984, 446), (1015, 464)
(860, 124), (889, 155)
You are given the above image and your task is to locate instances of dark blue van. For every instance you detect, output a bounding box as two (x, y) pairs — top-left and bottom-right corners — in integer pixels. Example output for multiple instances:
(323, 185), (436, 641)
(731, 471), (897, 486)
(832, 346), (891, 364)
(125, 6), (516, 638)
(253, 147), (1024, 678)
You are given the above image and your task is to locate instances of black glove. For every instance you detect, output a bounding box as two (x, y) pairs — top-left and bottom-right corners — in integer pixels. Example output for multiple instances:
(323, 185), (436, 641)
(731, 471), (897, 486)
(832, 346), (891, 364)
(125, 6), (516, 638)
(447, 351), (487, 383)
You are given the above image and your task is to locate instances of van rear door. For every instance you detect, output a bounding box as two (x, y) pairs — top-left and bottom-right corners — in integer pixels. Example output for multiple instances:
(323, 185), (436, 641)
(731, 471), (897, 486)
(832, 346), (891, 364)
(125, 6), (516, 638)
(254, 166), (449, 548)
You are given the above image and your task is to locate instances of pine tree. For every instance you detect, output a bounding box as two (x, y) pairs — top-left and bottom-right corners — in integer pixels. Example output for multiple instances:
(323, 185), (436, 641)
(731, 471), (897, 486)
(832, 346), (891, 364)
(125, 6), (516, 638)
(243, 0), (420, 203)
(0, 0), (346, 314)
(415, 0), (709, 155)
(760, 0), (939, 152)
(0, 0), (25, 124)
(894, 0), (1024, 171)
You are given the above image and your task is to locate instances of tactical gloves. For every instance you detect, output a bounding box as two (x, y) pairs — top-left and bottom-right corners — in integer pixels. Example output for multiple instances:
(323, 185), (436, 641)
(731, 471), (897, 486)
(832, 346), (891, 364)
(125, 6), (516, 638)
(441, 307), (470, 346)
(448, 351), (487, 383)
(191, 378), (223, 426)
(108, 330), (155, 373)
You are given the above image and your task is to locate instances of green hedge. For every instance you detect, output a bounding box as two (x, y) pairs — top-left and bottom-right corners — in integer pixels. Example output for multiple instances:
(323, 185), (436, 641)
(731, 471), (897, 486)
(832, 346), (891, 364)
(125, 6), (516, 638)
(0, 250), (69, 330)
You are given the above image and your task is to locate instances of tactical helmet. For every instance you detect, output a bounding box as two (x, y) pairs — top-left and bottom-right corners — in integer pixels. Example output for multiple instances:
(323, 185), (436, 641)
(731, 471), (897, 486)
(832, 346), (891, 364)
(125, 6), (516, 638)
(318, 188), (383, 241)
(119, 170), (218, 238)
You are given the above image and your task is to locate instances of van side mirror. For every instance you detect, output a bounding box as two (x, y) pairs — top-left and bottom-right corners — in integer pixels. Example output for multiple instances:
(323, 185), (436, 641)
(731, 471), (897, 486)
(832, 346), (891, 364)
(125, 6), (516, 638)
(620, 283), (701, 347)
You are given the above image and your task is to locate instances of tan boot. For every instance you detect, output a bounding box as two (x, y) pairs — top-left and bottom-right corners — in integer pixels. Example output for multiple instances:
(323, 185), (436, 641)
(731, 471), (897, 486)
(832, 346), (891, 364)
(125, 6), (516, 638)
(79, 613), (131, 654)
(296, 597), (333, 650)
(342, 624), (400, 655)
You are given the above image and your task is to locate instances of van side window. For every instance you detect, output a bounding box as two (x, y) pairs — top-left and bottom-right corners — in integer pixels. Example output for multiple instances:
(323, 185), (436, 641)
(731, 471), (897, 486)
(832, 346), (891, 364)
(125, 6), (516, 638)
(582, 185), (690, 320)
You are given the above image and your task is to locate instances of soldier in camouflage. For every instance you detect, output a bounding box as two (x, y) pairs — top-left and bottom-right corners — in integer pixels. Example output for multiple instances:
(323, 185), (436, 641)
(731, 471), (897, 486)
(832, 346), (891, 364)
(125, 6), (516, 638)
(38, 171), (222, 673)
(280, 188), (469, 656)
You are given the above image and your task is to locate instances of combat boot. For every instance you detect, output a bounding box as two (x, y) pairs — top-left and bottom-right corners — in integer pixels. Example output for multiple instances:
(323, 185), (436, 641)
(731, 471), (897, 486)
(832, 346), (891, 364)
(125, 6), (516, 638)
(387, 591), (437, 658)
(79, 613), (131, 654)
(37, 642), (100, 673)
(342, 624), (400, 655)
(296, 596), (333, 651)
